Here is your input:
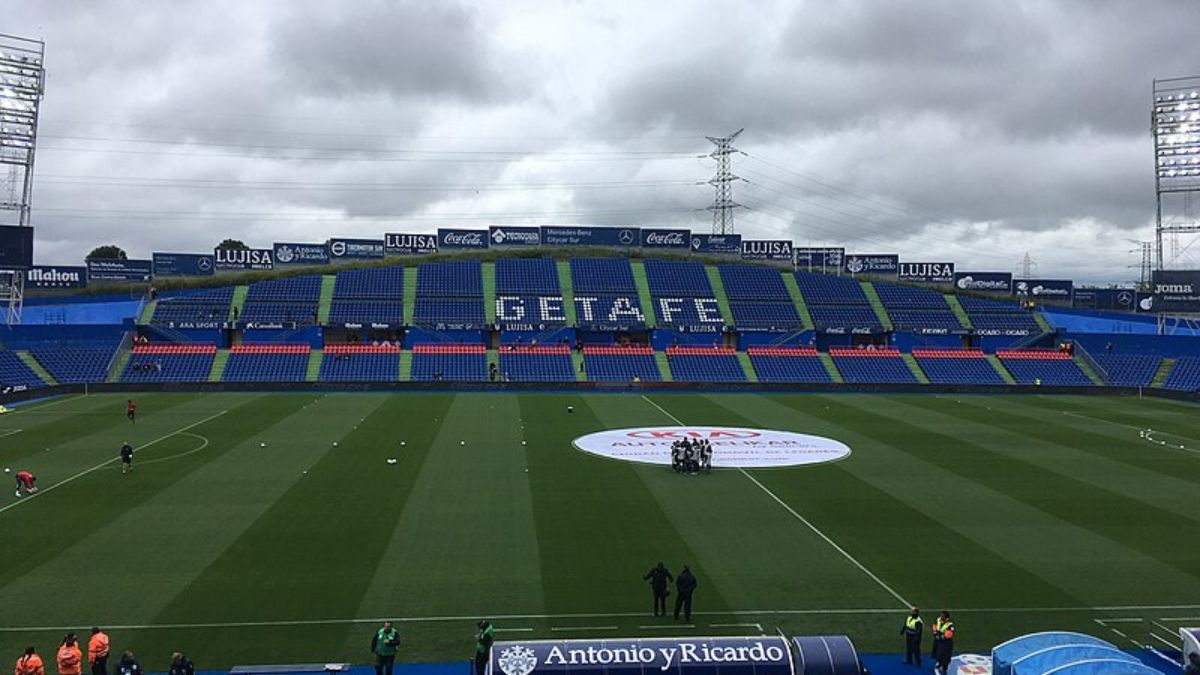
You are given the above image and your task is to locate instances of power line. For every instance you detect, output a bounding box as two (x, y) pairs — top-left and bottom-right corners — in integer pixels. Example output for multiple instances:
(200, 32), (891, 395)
(35, 174), (704, 193)
(37, 145), (702, 164)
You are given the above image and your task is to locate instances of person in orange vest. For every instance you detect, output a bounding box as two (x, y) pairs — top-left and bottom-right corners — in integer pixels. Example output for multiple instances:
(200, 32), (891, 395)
(931, 611), (955, 675)
(57, 633), (83, 675)
(88, 627), (110, 675)
(15, 647), (45, 675)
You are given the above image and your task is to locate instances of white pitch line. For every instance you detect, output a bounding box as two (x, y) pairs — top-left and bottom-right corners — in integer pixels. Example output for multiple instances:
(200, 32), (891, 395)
(0, 409), (228, 515)
(1160, 616), (1200, 621)
(495, 628), (534, 633)
(0, 428), (23, 438)
(550, 626), (617, 632)
(1095, 618), (1144, 623)
(640, 625), (692, 630)
(710, 623), (765, 632)
(1149, 633), (1176, 649)
(1151, 620), (1176, 633)
(108, 432), (210, 469)
(7, 394), (88, 415)
(1060, 411), (1200, 454)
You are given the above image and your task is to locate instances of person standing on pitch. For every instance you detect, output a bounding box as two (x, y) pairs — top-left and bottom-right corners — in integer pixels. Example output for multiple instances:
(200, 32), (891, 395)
(900, 607), (922, 666)
(673, 565), (697, 621)
(931, 611), (955, 675)
(88, 627), (110, 675)
(473, 620), (494, 675)
(15, 647), (45, 675)
(56, 634), (82, 675)
(371, 621), (401, 675)
(120, 442), (134, 475)
(112, 651), (141, 675)
(643, 562), (673, 616)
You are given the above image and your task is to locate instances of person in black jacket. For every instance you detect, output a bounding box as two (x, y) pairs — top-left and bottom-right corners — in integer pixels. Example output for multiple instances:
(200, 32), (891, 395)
(167, 653), (193, 675)
(113, 652), (141, 675)
(643, 562), (673, 616)
(673, 565), (697, 621)
(900, 607), (923, 666)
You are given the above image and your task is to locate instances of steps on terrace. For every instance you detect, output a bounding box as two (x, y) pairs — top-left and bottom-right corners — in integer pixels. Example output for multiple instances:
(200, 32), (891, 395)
(229, 285), (249, 322)
(1151, 358), (1174, 388)
(654, 351), (673, 381)
(316, 275), (336, 324)
(403, 268), (418, 325)
(306, 350), (323, 381)
(208, 349), (230, 381)
(571, 351), (586, 381)
(398, 351), (413, 382)
(482, 262), (497, 324)
(630, 260), (657, 327)
(861, 282), (894, 331)
(736, 351), (759, 382)
(986, 354), (1016, 384)
(19, 351), (57, 385)
(781, 273), (815, 330)
(556, 260), (577, 325)
(945, 294), (972, 329)
(704, 265), (736, 326)
(1073, 356), (1105, 386)
(818, 352), (844, 383)
(901, 353), (929, 384)
(138, 300), (156, 325)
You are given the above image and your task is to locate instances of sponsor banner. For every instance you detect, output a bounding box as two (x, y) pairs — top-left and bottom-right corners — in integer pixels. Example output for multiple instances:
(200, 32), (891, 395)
(488, 226), (540, 247)
(1072, 288), (1138, 311)
(328, 238), (385, 260)
(438, 228), (489, 250)
(338, 321), (402, 330)
(383, 233), (438, 256)
(489, 637), (792, 675)
(899, 262), (955, 284)
(740, 239), (794, 261)
(794, 247), (845, 271)
(214, 247), (274, 271)
(974, 329), (1034, 336)
(86, 258), (152, 282)
(948, 654), (992, 675)
(690, 234), (742, 255)
(1135, 292), (1158, 313)
(640, 228), (690, 249)
(843, 253), (899, 276)
(573, 426), (850, 468)
(1013, 278), (1073, 300)
(273, 242), (330, 266)
(541, 226), (641, 247)
(821, 327), (885, 335)
(1150, 269), (1200, 312)
(24, 265), (87, 289)
(162, 321), (227, 330)
(153, 252), (215, 277)
(0, 226), (33, 271)
(237, 321), (298, 330)
(954, 272), (1012, 293)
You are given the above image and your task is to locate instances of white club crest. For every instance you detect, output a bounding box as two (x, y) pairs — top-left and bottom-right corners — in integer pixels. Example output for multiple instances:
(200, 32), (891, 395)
(497, 646), (538, 675)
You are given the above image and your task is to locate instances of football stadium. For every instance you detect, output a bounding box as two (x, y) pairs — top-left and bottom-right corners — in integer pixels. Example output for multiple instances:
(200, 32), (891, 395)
(2, 8), (1200, 675)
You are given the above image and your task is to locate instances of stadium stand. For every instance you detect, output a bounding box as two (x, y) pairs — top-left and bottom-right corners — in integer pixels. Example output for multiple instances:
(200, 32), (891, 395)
(0, 351), (46, 389)
(414, 261), (484, 327)
(582, 345), (661, 382)
(30, 343), (117, 384)
(960, 296), (1042, 333)
(122, 344), (217, 383)
(996, 350), (1093, 386)
(319, 343), (400, 382)
(496, 258), (561, 295)
(808, 306), (883, 331)
(747, 347), (831, 383)
(795, 271), (884, 331)
(498, 345), (575, 382)
(644, 259), (724, 330)
(151, 287), (233, 324)
(223, 344), (310, 382)
(329, 267), (404, 326)
(719, 264), (800, 331)
(829, 346), (917, 384)
(875, 283), (961, 332)
(666, 346), (746, 382)
(240, 276), (322, 325)
(912, 349), (1005, 385)
(569, 258), (647, 329)
(1163, 357), (1200, 392)
(1090, 353), (1162, 387)
(571, 257), (637, 294)
(411, 343), (487, 381)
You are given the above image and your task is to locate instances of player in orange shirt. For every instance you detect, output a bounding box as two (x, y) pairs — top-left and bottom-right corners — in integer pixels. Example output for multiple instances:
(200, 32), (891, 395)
(126, 400), (136, 424)
(14, 470), (36, 498)
(15, 647), (45, 675)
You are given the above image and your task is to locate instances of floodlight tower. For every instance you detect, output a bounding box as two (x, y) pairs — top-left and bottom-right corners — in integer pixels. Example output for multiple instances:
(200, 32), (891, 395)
(0, 34), (44, 325)
(1152, 76), (1200, 271)
(706, 128), (743, 235)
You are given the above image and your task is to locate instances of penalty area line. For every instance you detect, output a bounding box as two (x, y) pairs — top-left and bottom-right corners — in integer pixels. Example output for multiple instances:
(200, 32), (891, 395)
(638, 394), (912, 610)
(0, 410), (228, 515)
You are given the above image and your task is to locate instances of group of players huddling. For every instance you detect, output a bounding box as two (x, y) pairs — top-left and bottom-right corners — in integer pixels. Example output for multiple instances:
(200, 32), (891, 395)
(12, 400), (138, 498)
(670, 438), (713, 474)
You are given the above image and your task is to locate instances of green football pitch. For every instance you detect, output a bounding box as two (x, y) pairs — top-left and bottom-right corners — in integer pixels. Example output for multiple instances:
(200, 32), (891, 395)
(1, 391), (1198, 668)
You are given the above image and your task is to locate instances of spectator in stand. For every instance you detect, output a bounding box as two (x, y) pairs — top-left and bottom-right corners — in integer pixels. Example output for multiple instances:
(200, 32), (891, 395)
(166, 653), (193, 675)
(88, 627), (109, 675)
(56, 634), (82, 675)
(111, 652), (141, 675)
(15, 648), (44, 675)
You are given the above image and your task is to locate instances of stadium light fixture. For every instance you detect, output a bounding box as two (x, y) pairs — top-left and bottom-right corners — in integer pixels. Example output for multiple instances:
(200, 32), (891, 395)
(1152, 76), (1200, 271)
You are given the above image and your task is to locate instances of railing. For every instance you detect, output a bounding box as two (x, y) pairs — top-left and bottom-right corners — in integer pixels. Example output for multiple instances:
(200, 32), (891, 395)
(1072, 341), (1111, 384)
(105, 330), (134, 381)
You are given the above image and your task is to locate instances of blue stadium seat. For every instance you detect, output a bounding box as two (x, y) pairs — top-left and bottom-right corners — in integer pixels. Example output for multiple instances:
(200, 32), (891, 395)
(241, 276), (322, 326)
(0, 351), (46, 389)
(718, 264), (789, 301)
(333, 266), (403, 300)
(666, 347), (746, 382)
(809, 306), (883, 330)
(571, 258), (637, 294)
(31, 346), (115, 383)
(729, 302), (801, 330)
(748, 348), (831, 383)
(411, 345), (487, 381)
(223, 345), (309, 382)
(913, 350), (1005, 385)
(122, 345), (216, 383)
(830, 348), (917, 384)
(573, 294), (647, 329)
(644, 259), (714, 297)
(582, 347), (661, 381)
(496, 258), (560, 295)
(152, 287), (233, 324)
(498, 347), (575, 382)
(417, 260), (483, 297)
(1091, 354), (1161, 387)
(998, 351), (1093, 386)
(794, 272), (869, 305)
(874, 283), (949, 309)
(1163, 357), (1200, 392)
(319, 345), (399, 382)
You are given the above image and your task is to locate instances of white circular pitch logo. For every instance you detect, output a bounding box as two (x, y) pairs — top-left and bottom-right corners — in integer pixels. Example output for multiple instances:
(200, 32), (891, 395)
(573, 426), (851, 469)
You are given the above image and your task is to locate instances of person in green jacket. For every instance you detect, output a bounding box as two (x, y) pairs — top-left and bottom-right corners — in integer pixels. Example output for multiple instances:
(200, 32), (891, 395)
(473, 620), (495, 675)
(371, 621), (400, 675)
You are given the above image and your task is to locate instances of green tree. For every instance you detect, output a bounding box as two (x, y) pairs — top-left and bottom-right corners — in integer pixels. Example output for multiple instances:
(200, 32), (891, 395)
(86, 245), (127, 261)
(216, 239), (248, 250)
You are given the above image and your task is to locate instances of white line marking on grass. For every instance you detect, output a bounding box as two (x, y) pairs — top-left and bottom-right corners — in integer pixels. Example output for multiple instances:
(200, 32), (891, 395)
(104, 432), (210, 469)
(1095, 618), (1144, 623)
(5, 605), (1200, 633)
(550, 626), (617, 632)
(1061, 411), (1200, 454)
(0, 428), (23, 438)
(0, 410), (227, 515)
(8, 395), (88, 415)
(710, 623), (765, 632)
(495, 628), (534, 633)
(640, 625), (692, 630)
(1151, 620), (1176, 633)
(1160, 616), (1200, 621)
(1150, 633), (1177, 649)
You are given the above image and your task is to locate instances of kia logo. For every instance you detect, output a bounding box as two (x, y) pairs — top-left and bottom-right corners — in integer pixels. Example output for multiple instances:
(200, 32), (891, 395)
(627, 429), (761, 439)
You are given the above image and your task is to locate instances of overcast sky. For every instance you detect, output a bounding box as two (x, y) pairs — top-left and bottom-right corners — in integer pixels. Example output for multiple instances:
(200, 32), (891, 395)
(8, 0), (1200, 283)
